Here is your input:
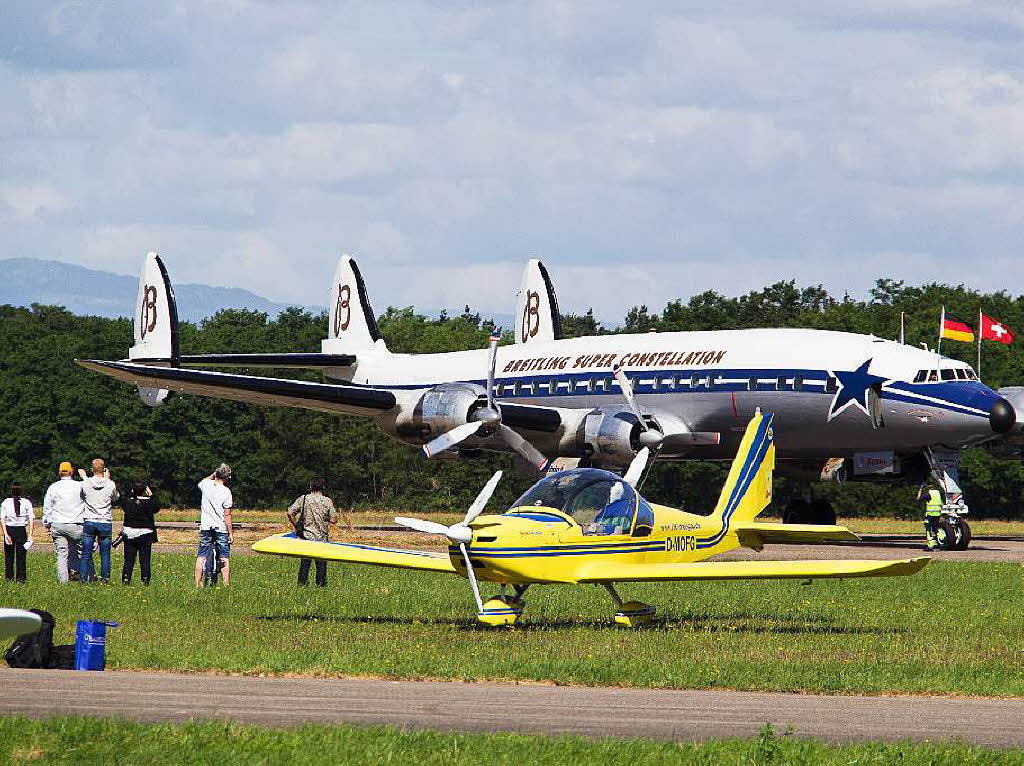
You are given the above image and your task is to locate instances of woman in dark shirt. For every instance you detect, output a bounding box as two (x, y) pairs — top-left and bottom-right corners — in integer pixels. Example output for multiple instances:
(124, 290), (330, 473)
(120, 482), (159, 585)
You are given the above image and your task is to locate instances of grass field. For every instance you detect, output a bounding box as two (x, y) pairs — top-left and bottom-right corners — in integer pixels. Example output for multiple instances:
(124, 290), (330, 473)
(2, 553), (1022, 697)
(1, 717), (1022, 765)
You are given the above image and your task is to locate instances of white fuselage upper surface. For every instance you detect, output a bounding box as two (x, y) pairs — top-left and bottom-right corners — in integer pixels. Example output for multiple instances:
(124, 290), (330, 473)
(325, 328), (1003, 460)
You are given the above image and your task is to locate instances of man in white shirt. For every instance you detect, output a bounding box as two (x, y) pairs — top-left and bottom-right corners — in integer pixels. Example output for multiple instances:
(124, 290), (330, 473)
(78, 458), (119, 583)
(195, 463), (234, 587)
(42, 461), (85, 583)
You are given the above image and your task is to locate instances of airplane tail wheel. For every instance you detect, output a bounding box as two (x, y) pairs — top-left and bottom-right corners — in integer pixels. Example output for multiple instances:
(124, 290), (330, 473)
(935, 519), (958, 551)
(809, 499), (836, 526)
(953, 519), (972, 551)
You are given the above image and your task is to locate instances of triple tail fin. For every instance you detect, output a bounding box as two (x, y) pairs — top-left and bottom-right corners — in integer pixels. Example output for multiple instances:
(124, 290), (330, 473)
(709, 412), (775, 528)
(128, 252), (179, 406)
(322, 254), (387, 353)
(514, 259), (562, 345)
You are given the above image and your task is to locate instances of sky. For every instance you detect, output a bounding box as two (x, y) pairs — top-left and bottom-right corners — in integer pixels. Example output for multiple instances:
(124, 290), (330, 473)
(3, 1), (1024, 323)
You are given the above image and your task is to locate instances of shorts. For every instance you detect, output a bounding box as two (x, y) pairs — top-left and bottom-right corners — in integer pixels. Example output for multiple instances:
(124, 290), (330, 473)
(198, 529), (230, 559)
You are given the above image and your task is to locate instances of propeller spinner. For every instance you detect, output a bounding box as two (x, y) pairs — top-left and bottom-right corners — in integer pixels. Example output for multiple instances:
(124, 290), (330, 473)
(395, 470), (503, 611)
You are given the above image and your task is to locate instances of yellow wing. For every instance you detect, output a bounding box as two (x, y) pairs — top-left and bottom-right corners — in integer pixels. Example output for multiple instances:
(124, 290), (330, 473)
(575, 557), (929, 583)
(252, 534), (458, 574)
(731, 522), (860, 551)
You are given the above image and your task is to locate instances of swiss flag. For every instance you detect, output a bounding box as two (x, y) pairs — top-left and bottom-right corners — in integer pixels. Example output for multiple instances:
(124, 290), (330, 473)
(980, 313), (1015, 344)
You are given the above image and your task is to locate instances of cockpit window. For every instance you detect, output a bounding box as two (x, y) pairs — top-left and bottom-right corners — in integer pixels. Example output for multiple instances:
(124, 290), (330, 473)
(510, 469), (637, 536)
(966, 368), (978, 380)
(913, 370), (927, 383)
(954, 368), (967, 380)
(941, 369), (955, 381)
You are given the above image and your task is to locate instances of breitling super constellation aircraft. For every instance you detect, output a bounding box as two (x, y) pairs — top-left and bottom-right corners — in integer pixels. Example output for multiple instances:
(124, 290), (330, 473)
(78, 253), (1022, 524)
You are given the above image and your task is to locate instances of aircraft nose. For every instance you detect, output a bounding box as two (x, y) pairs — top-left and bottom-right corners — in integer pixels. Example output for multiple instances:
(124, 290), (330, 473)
(990, 397), (1016, 434)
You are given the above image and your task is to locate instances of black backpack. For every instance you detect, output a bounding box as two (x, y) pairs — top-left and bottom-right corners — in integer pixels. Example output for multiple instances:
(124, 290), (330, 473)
(5, 609), (55, 669)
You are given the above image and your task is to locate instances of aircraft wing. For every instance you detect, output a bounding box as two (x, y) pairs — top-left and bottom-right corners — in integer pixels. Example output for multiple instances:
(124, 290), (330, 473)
(132, 353), (357, 369)
(575, 557), (929, 583)
(252, 534), (458, 574)
(731, 522), (860, 551)
(76, 359), (396, 417)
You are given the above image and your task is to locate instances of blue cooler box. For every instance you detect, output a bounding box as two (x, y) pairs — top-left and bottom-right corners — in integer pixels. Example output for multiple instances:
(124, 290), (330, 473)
(74, 620), (118, 671)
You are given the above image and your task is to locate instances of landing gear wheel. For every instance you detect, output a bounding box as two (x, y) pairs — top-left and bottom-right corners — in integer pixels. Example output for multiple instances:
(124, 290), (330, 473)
(476, 596), (525, 627)
(809, 499), (836, 526)
(783, 499), (810, 525)
(953, 519), (972, 551)
(935, 519), (958, 551)
(614, 601), (656, 628)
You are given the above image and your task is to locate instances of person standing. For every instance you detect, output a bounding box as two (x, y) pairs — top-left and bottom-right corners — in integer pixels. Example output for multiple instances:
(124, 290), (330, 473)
(121, 482), (160, 585)
(917, 481), (945, 551)
(194, 464), (234, 587)
(79, 458), (119, 583)
(42, 461), (86, 583)
(1, 484), (34, 582)
(286, 479), (344, 587)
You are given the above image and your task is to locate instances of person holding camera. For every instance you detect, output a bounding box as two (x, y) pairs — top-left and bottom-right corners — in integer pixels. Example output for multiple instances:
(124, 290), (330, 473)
(194, 464), (234, 587)
(286, 479), (345, 587)
(79, 458), (119, 583)
(120, 482), (159, 585)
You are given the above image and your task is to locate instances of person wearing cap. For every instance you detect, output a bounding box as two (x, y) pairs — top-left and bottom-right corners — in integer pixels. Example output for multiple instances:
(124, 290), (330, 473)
(42, 461), (86, 583)
(78, 458), (119, 583)
(1, 483), (35, 582)
(194, 463), (234, 587)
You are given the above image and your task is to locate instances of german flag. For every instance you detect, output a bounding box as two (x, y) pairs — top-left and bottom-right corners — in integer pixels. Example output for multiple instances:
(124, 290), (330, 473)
(941, 311), (975, 343)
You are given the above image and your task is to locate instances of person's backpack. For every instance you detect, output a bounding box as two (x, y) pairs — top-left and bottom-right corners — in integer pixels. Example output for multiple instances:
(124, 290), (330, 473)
(5, 609), (55, 669)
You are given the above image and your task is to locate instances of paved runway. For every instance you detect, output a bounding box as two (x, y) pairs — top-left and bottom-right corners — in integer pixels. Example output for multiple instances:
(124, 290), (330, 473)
(1, 669), (1022, 747)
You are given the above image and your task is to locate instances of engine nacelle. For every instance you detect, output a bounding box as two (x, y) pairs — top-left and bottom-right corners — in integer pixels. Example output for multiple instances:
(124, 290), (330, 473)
(393, 383), (487, 440)
(581, 409), (641, 466)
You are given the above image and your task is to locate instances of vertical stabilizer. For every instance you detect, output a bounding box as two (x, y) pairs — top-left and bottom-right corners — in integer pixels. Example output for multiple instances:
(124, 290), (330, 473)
(323, 254), (386, 352)
(710, 412), (776, 529)
(128, 252), (179, 406)
(514, 259), (562, 345)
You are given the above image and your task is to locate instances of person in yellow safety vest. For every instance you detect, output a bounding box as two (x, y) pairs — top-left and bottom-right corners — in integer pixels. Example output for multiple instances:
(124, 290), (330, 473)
(916, 481), (945, 550)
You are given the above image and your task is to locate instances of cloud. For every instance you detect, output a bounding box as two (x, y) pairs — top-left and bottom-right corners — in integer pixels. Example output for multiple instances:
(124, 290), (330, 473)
(2, 2), (1024, 323)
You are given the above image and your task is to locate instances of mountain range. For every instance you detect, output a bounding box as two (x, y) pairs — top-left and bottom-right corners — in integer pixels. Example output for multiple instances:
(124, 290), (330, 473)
(0, 258), (514, 328)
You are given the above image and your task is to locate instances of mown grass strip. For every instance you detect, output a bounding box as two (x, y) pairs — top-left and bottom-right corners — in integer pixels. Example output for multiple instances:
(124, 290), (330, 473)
(1, 717), (1021, 765)
(1, 555), (1021, 696)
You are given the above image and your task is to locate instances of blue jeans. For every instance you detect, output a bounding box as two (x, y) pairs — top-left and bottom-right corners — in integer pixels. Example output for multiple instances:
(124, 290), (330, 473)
(81, 521), (113, 582)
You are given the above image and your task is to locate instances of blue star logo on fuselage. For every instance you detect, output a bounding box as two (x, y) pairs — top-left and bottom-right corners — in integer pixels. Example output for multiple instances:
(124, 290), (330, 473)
(828, 359), (888, 421)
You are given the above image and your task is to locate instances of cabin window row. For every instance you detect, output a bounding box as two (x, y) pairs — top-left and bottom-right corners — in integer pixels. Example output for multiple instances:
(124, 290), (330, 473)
(493, 374), (836, 396)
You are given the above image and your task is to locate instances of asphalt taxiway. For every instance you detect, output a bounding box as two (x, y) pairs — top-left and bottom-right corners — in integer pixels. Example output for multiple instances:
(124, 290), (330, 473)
(1, 669), (1021, 747)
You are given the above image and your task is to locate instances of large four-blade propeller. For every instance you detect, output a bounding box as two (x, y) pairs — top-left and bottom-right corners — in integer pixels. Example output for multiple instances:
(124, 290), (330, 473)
(421, 333), (549, 470)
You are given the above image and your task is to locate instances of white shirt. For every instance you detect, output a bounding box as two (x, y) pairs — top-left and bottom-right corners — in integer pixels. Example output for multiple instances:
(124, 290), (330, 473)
(1, 498), (34, 527)
(43, 477), (86, 525)
(198, 478), (232, 532)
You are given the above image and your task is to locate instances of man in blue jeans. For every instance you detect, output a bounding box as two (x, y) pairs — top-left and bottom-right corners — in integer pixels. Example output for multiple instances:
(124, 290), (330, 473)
(78, 458), (119, 583)
(194, 464), (234, 587)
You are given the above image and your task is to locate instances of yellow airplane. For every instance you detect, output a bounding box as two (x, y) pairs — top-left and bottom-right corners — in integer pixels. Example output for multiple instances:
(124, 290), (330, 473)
(253, 412), (929, 626)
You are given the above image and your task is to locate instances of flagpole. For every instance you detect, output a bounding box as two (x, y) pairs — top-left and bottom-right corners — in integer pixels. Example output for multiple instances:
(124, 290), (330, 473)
(977, 307), (982, 379)
(936, 306), (944, 375)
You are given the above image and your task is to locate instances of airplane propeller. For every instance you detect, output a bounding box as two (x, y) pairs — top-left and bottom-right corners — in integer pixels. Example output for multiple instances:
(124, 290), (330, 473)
(395, 470), (503, 612)
(421, 333), (550, 470)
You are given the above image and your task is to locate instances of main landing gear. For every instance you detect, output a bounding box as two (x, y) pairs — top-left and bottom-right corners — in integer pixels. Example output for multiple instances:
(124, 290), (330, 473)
(602, 583), (656, 628)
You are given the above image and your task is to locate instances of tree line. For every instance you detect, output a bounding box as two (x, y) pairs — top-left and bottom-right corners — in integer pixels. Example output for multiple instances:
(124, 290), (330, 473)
(1, 277), (1022, 518)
